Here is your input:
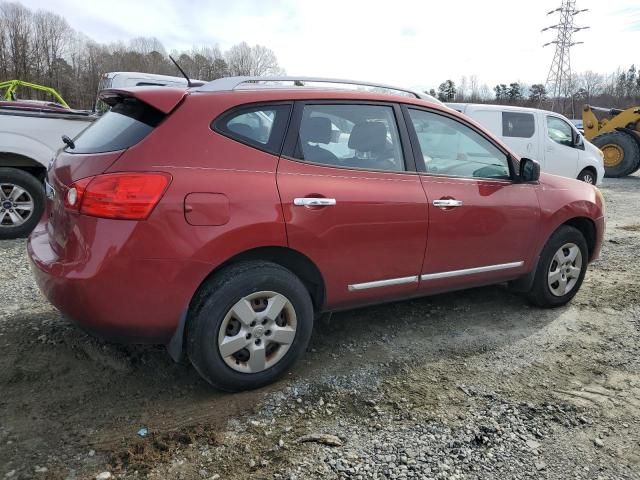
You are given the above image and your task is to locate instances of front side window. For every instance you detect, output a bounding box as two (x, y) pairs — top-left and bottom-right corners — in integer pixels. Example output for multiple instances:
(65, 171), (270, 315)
(294, 104), (405, 172)
(408, 109), (510, 179)
(214, 104), (291, 155)
(547, 116), (574, 147)
(502, 112), (535, 138)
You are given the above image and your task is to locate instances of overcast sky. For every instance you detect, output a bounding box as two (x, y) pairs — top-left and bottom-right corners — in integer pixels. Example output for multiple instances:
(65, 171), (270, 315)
(17, 0), (640, 90)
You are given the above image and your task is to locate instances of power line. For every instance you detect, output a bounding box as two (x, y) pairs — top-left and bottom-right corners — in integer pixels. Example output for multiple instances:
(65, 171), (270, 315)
(542, 1), (589, 115)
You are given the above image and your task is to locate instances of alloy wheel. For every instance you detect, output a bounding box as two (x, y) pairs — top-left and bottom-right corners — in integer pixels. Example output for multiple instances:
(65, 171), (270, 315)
(0, 183), (34, 227)
(581, 173), (595, 184)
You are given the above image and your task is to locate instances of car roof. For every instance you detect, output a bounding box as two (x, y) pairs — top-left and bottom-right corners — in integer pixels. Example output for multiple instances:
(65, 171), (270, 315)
(190, 87), (450, 111)
(195, 75), (444, 104)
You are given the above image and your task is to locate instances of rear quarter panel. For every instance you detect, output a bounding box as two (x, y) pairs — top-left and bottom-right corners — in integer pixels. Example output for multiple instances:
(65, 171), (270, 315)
(104, 91), (289, 268)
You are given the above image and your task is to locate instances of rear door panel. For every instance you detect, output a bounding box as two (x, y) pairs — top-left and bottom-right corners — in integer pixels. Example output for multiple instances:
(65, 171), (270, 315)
(276, 101), (428, 309)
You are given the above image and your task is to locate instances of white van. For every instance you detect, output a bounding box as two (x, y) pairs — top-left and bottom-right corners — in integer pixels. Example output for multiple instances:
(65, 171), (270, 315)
(447, 103), (605, 185)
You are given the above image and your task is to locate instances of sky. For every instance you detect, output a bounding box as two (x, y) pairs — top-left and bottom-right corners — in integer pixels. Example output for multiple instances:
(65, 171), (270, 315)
(17, 0), (640, 91)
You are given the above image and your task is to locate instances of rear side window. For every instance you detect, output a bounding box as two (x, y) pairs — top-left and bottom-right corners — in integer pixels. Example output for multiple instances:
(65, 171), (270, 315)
(293, 104), (406, 172)
(70, 97), (164, 154)
(213, 104), (292, 155)
(502, 112), (535, 138)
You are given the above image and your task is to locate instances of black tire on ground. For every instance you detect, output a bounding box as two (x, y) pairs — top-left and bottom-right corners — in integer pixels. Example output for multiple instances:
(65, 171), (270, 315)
(591, 131), (640, 178)
(187, 261), (314, 392)
(0, 168), (45, 240)
(526, 225), (588, 308)
(576, 168), (597, 184)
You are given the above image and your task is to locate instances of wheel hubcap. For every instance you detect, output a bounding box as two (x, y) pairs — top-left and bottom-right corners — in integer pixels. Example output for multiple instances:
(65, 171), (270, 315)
(218, 291), (297, 373)
(0, 183), (34, 227)
(601, 144), (623, 168)
(548, 242), (582, 297)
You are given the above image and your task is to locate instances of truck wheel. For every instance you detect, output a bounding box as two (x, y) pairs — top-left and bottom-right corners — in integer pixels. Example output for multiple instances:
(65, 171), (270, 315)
(577, 168), (596, 184)
(0, 168), (45, 240)
(592, 131), (640, 178)
(526, 225), (588, 308)
(187, 261), (314, 392)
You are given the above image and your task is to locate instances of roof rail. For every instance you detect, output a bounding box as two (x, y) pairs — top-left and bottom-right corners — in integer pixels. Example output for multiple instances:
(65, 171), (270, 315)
(195, 76), (437, 102)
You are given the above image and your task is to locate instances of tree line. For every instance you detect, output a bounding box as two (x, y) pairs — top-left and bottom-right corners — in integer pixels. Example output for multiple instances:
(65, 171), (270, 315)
(430, 65), (640, 118)
(2, 0), (639, 117)
(0, 1), (284, 109)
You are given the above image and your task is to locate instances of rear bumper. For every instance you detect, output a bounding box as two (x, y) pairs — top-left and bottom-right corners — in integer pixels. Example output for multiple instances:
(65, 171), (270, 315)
(27, 221), (208, 344)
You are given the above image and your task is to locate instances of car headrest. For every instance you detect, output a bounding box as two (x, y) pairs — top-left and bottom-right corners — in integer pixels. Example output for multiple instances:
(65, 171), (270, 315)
(228, 123), (257, 139)
(348, 121), (387, 152)
(300, 117), (332, 144)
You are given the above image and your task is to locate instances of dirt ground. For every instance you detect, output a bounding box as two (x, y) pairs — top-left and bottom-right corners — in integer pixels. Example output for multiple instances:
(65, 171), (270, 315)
(1, 174), (639, 480)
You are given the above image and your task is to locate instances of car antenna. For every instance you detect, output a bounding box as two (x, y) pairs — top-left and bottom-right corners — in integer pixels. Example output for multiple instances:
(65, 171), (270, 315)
(169, 55), (193, 87)
(62, 134), (75, 149)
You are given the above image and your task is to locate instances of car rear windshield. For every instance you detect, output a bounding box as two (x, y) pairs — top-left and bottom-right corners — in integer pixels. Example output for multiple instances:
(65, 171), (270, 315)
(69, 97), (164, 154)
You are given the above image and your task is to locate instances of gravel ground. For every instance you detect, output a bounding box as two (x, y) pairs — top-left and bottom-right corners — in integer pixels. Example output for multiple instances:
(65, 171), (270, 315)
(1, 174), (639, 480)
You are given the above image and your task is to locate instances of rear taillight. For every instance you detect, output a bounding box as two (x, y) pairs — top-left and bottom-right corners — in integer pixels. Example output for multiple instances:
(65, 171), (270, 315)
(65, 172), (171, 220)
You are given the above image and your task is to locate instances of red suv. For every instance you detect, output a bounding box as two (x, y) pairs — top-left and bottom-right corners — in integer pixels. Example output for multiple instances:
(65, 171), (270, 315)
(28, 77), (605, 391)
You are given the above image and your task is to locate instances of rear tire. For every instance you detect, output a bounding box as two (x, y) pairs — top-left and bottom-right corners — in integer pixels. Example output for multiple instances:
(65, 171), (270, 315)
(592, 131), (640, 178)
(527, 225), (588, 308)
(0, 168), (45, 240)
(577, 168), (596, 184)
(187, 261), (314, 392)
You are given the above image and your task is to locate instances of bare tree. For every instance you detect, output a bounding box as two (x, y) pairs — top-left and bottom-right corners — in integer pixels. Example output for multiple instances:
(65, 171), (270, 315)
(1, 2), (33, 79)
(225, 42), (283, 76)
(576, 70), (604, 103)
(250, 44), (283, 76)
(33, 10), (72, 90)
(469, 75), (479, 102)
(225, 42), (253, 76)
(456, 75), (468, 102)
(479, 83), (492, 101)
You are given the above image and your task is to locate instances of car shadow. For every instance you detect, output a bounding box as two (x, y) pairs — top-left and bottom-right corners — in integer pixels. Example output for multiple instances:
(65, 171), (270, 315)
(0, 284), (564, 471)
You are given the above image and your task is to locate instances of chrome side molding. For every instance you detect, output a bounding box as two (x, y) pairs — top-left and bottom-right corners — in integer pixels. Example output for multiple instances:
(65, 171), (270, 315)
(348, 275), (419, 291)
(421, 261), (524, 281)
(348, 261), (524, 292)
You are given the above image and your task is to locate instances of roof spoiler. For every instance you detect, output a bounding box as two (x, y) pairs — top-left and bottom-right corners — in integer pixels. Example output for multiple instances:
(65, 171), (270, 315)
(99, 87), (188, 114)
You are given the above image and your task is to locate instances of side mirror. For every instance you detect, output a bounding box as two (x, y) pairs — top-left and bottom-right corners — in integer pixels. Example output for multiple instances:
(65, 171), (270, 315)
(519, 157), (540, 183)
(573, 132), (584, 149)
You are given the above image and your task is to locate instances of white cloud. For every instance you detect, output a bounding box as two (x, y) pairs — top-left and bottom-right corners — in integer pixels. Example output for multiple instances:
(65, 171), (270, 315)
(16, 0), (640, 90)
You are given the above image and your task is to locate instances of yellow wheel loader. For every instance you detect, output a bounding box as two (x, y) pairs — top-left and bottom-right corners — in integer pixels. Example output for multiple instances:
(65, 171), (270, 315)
(583, 104), (640, 177)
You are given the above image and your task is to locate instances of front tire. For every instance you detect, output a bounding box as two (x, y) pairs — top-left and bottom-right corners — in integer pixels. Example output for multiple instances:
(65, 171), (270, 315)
(527, 225), (588, 308)
(577, 168), (596, 184)
(0, 168), (45, 239)
(187, 261), (314, 392)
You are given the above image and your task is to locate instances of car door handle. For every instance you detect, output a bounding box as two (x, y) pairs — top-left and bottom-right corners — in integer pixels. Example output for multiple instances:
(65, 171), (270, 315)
(293, 197), (337, 207)
(433, 199), (463, 208)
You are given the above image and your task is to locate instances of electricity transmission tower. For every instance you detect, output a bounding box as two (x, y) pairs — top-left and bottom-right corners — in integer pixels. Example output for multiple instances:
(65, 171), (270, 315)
(542, 1), (589, 115)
